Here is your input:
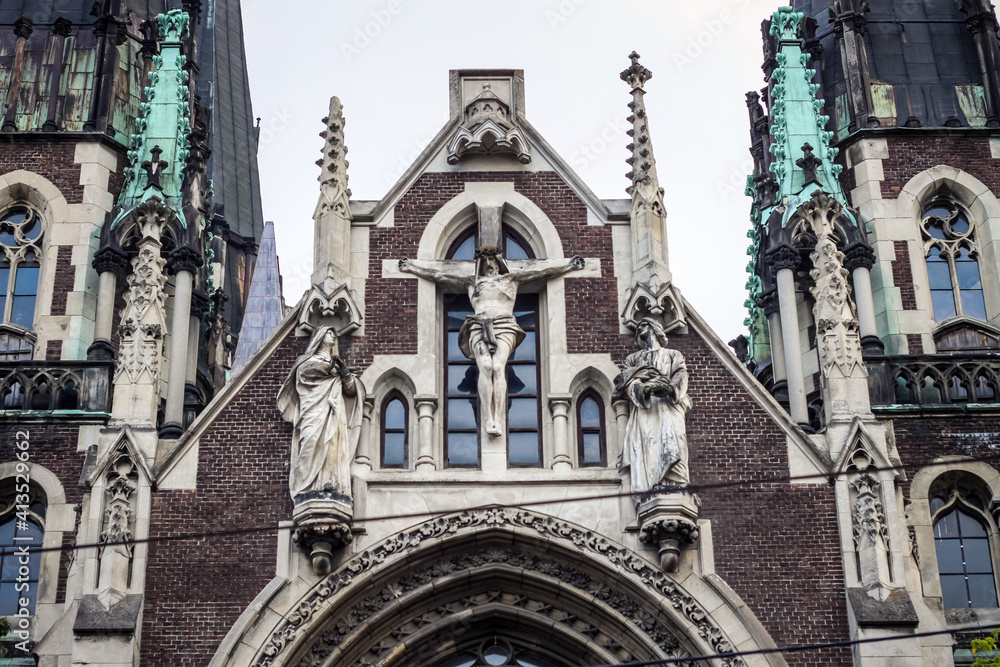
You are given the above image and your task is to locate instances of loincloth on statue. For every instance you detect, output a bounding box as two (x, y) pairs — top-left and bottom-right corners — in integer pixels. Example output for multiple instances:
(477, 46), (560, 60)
(458, 314), (526, 359)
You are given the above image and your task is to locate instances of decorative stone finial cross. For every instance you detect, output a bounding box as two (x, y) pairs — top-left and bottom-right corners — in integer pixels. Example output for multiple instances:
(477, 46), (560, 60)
(141, 144), (169, 189)
(620, 51), (652, 91)
(795, 142), (822, 185)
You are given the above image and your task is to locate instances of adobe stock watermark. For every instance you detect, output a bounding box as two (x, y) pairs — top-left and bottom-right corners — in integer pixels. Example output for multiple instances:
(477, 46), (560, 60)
(569, 117), (631, 173)
(545, 0), (589, 30)
(257, 108), (296, 146)
(673, 0), (752, 72)
(12, 429), (34, 654)
(341, 1), (403, 62)
(717, 158), (756, 202)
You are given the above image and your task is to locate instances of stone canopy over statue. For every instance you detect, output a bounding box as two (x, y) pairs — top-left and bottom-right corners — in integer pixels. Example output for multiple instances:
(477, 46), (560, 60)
(400, 245), (583, 437)
(615, 317), (692, 493)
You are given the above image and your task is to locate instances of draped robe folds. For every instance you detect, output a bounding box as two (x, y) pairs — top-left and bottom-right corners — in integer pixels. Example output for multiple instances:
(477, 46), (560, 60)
(277, 334), (365, 502)
(618, 347), (692, 494)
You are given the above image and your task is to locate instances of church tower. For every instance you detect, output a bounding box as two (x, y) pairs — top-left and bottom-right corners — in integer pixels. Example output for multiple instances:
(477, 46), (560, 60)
(745, 1), (1000, 663)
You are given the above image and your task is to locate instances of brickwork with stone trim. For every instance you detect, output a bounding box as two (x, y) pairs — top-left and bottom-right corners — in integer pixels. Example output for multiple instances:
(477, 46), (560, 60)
(139, 334), (303, 667)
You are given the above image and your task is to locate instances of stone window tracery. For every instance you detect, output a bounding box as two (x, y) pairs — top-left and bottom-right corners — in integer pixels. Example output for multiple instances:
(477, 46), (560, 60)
(0, 205), (43, 331)
(380, 391), (408, 468)
(921, 201), (987, 322)
(433, 638), (569, 667)
(929, 474), (999, 609)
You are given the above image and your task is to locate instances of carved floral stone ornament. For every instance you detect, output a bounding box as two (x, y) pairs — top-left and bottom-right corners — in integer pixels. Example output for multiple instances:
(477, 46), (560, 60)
(278, 325), (366, 575)
(252, 508), (743, 667)
(447, 83), (530, 164)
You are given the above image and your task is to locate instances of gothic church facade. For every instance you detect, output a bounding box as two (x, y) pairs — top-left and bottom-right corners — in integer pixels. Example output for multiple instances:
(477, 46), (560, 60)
(0, 0), (999, 666)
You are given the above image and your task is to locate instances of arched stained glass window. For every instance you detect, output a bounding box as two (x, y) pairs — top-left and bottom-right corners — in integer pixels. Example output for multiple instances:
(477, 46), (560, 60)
(0, 206), (43, 330)
(922, 202), (987, 322)
(934, 506), (998, 608)
(443, 224), (540, 468)
(0, 480), (46, 616)
(381, 393), (408, 468)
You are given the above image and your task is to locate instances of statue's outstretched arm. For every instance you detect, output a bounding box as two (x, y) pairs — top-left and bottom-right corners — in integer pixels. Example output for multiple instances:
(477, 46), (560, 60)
(512, 255), (585, 285)
(398, 257), (469, 290)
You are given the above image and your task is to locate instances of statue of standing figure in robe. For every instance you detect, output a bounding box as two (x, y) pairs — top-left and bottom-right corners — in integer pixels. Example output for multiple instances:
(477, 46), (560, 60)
(615, 317), (692, 494)
(278, 325), (366, 503)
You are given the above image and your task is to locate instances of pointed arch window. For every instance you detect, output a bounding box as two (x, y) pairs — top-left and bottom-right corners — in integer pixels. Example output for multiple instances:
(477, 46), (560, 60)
(930, 477), (999, 609)
(0, 206), (43, 330)
(381, 392), (408, 468)
(0, 480), (46, 616)
(922, 202), (987, 322)
(576, 391), (606, 467)
(443, 224), (540, 468)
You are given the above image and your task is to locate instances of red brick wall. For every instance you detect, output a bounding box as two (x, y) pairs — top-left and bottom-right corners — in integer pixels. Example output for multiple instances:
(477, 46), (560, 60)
(675, 330), (851, 665)
(49, 245), (74, 316)
(0, 138), (125, 205)
(342, 171), (630, 366)
(891, 416), (1000, 498)
(891, 241), (918, 311)
(879, 135), (998, 200)
(140, 334), (304, 667)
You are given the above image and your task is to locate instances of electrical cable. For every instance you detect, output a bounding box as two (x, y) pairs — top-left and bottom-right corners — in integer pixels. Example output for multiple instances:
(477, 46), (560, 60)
(10, 447), (1000, 556)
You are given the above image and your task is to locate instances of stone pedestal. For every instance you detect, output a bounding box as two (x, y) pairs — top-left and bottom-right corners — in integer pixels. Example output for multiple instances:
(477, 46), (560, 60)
(637, 493), (699, 572)
(292, 498), (353, 576)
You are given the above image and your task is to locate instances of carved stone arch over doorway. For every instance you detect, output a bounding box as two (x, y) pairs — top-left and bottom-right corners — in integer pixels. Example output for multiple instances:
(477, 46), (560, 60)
(228, 508), (784, 667)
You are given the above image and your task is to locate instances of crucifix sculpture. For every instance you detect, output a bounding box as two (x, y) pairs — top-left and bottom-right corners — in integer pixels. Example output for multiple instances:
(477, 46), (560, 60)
(398, 206), (583, 438)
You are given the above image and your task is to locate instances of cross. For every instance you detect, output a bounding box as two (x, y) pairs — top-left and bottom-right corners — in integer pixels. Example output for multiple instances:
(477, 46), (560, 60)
(141, 144), (168, 188)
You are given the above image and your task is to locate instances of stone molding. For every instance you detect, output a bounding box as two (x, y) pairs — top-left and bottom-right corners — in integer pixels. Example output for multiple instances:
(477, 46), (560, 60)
(252, 507), (745, 667)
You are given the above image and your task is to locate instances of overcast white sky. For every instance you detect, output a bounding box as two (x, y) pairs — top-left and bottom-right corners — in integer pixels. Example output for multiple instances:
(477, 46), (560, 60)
(242, 0), (784, 345)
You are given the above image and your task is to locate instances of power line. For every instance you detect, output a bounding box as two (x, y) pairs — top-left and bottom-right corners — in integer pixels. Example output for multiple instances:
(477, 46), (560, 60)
(592, 621), (1000, 667)
(11, 448), (1000, 557)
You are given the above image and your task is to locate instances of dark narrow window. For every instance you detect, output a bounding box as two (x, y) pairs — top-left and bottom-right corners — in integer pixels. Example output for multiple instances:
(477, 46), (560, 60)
(577, 391), (606, 466)
(444, 294), (479, 467)
(935, 506), (998, 608)
(381, 392), (408, 468)
(507, 294), (541, 467)
(0, 206), (43, 329)
(0, 516), (42, 615)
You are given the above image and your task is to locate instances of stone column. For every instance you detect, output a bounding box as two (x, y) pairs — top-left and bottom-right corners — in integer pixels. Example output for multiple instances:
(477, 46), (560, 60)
(185, 291), (210, 422)
(160, 248), (202, 439)
(42, 18), (72, 131)
(1, 17), (32, 131)
(612, 397), (629, 465)
(354, 397), (375, 470)
(414, 395), (438, 471)
(962, 1), (1000, 126)
(844, 244), (883, 354)
(831, 1), (876, 131)
(768, 246), (809, 426)
(89, 248), (130, 361)
(548, 395), (572, 471)
(760, 290), (788, 406)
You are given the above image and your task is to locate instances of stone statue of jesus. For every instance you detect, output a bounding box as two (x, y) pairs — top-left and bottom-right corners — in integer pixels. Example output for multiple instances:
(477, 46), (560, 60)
(399, 245), (583, 437)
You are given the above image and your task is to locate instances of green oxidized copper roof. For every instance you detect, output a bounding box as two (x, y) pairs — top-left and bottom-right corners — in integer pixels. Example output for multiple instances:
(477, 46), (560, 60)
(113, 9), (192, 224)
(743, 5), (858, 366)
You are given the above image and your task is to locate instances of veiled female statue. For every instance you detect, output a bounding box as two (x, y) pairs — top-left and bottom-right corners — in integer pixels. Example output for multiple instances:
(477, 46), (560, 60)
(277, 326), (365, 503)
(615, 318), (692, 494)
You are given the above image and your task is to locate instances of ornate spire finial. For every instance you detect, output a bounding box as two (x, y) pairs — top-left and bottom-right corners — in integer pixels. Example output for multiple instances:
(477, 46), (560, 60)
(620, 51), (652, 92)
(622, 52), (661, 195)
